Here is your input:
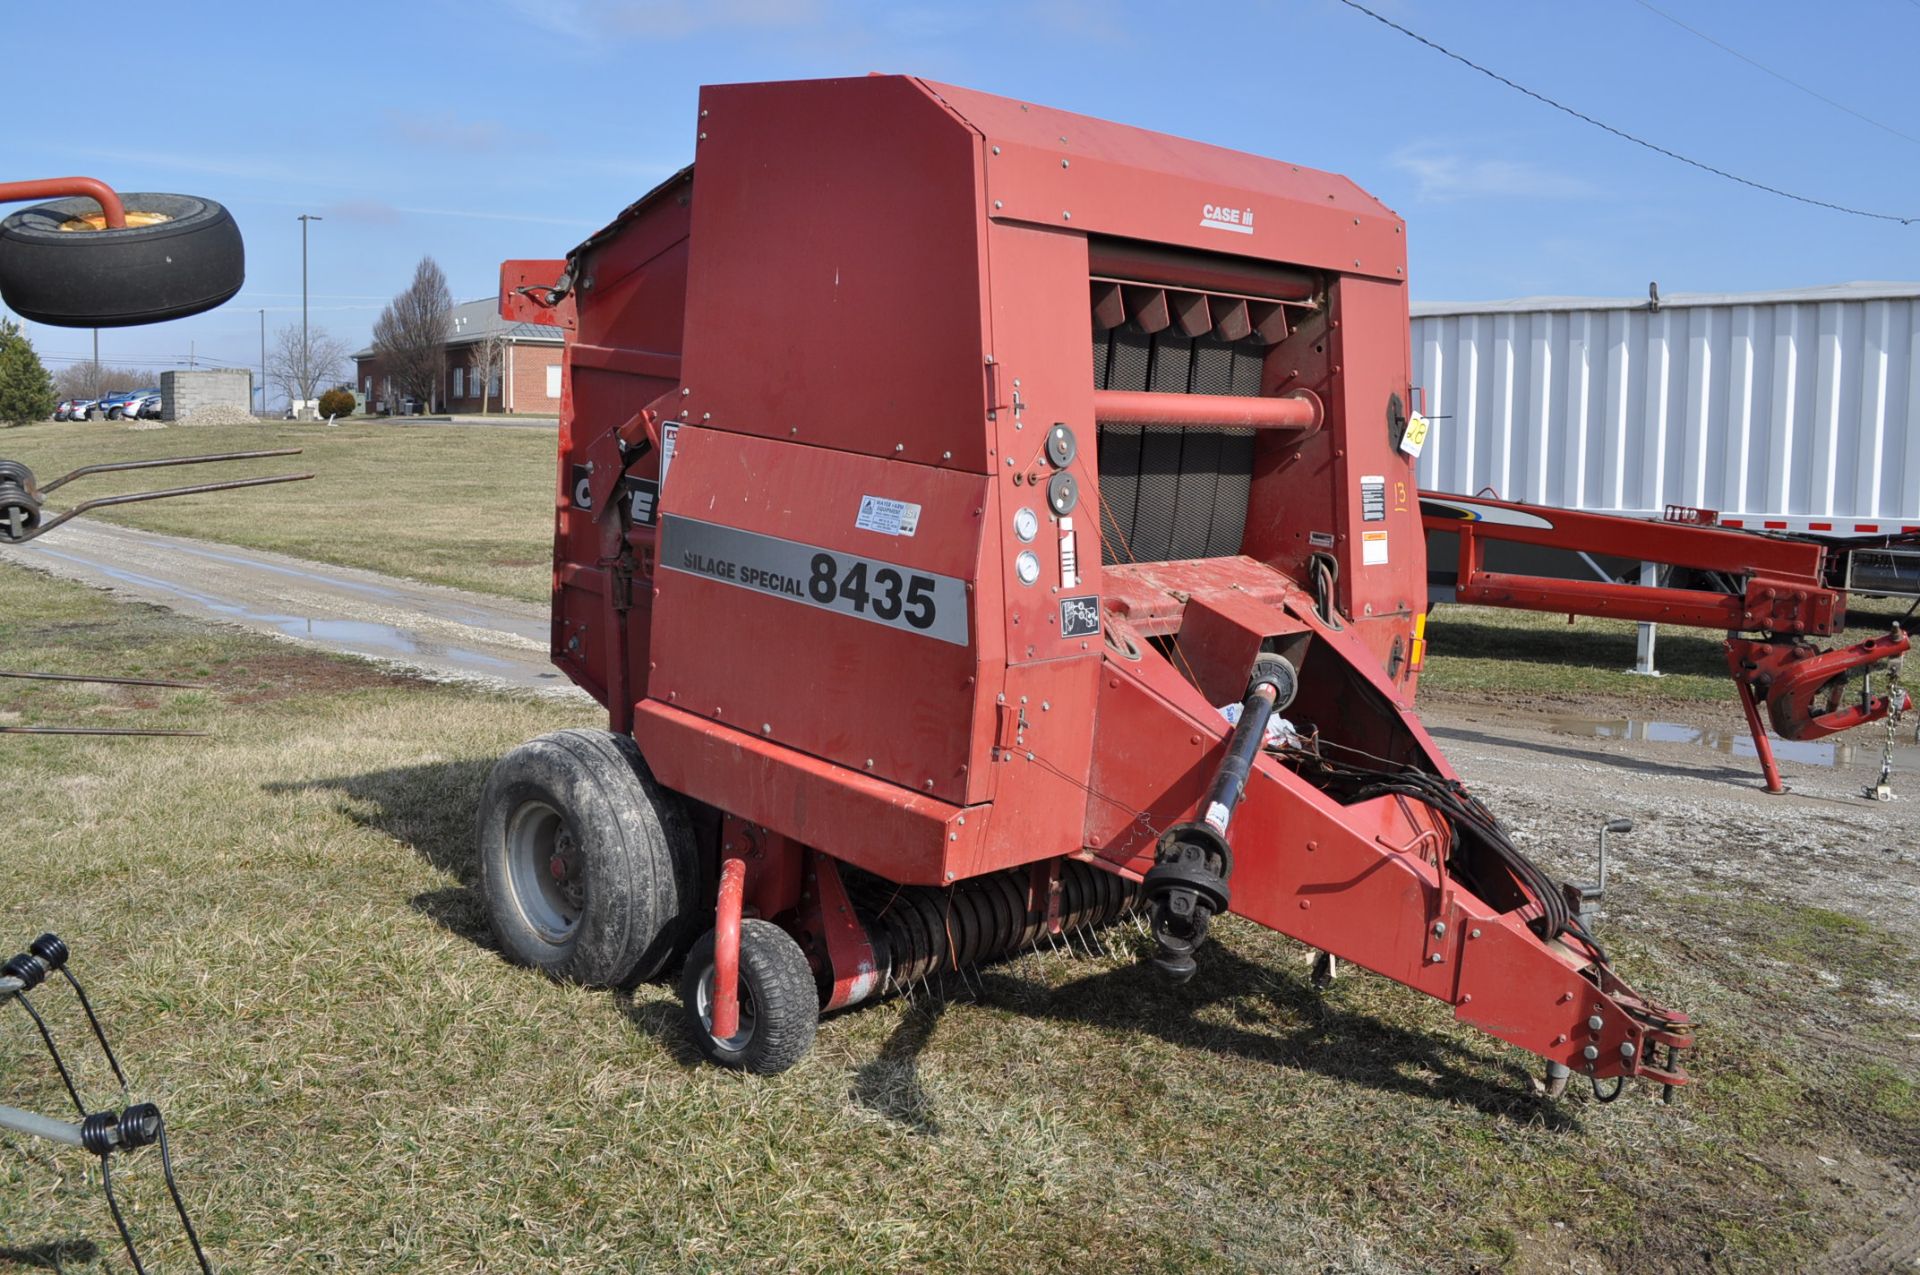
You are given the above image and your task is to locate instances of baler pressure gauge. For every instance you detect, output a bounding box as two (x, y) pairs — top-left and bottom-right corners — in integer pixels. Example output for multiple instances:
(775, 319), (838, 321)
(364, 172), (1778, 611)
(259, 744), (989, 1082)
(1013, 506), (1039, 542)
(1015, 551), (1041, 586)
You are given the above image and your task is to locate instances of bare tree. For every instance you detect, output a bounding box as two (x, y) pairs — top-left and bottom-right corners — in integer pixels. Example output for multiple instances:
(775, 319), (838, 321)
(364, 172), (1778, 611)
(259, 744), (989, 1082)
(372, 256), (452, 414)
(53, 362), (150, 403)
(466, 332), (510, 414)
(267, 325), (349, 417)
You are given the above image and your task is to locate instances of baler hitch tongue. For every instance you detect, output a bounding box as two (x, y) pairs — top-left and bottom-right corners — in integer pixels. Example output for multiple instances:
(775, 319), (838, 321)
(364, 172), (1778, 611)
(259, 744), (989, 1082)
(1142, 654), (1297, 982)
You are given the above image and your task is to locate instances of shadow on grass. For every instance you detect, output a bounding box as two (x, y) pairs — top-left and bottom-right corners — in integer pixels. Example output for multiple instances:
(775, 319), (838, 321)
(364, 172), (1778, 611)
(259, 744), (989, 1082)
(268, 759), (499, 950)
(276, 762), (1576, 1125)
(995, 942), (1577, 1130)
(0, 1236), (100, 1270)
(850, 1000), (949, 1135)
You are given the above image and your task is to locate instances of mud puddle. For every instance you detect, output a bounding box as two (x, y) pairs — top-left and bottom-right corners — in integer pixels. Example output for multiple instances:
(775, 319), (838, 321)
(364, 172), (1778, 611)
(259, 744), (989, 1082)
(1545, 712), (1917, 771)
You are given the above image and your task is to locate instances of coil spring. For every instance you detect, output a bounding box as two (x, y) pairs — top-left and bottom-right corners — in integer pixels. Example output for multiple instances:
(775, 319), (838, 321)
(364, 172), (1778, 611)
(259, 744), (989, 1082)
(849, 860), (1137, 989)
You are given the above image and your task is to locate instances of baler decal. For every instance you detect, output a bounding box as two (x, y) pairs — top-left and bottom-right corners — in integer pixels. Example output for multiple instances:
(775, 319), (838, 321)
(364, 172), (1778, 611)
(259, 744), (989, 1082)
(658, 515), (970, 646)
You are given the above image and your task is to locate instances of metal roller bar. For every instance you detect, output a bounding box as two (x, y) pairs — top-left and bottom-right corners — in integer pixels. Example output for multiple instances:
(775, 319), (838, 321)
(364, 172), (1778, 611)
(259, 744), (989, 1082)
(1093, 388), (1322, 432)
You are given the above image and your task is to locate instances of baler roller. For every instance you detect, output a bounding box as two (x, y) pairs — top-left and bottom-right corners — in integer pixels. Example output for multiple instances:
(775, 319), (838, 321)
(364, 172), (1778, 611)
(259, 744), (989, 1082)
(849, 860), (1138, 990)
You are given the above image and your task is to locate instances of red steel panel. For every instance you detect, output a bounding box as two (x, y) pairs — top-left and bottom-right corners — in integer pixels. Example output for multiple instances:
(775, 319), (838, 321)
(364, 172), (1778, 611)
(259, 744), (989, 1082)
(925, 81), (1405, 282)
(649, 427), (993, 804)
(676, 77), (993, 472)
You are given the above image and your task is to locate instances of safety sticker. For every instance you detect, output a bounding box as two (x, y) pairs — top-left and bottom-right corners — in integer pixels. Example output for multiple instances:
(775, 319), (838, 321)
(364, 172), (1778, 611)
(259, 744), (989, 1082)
(659, 422), (679, 487)
(1361, 476), (1387, 522)
(1059, 595), (1101, 638)
(1308, 530), (1336, 549)
(855, 494), (922, 537)
(660, 515), (968, 646)
(1398, 411), (1430, 458)
(1361, 529), (1389, 566)
(570, 463), (593, 511)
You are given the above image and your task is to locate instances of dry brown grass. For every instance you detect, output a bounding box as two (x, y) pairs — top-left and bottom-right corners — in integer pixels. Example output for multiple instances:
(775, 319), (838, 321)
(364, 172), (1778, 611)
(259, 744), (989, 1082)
(1, 564), (1913, 1272)
(0, 419), (556, 603)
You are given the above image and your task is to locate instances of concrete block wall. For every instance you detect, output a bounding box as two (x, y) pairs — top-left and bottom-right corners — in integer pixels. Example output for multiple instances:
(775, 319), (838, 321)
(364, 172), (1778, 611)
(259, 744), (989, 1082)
(162, 370), (253, 420)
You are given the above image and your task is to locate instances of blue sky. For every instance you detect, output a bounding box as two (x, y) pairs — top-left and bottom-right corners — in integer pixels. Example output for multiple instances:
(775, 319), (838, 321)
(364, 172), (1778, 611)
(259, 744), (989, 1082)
(6, 0), (1918, 396)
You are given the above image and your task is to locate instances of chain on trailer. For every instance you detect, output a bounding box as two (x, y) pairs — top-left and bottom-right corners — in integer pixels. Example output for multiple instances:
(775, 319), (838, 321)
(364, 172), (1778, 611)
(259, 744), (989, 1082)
(1, 935), (214, 1273)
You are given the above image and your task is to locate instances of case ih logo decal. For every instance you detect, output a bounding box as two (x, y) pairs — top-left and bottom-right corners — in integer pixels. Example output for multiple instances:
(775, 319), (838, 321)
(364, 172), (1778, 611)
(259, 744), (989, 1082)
(1200, 203), (1254, 235)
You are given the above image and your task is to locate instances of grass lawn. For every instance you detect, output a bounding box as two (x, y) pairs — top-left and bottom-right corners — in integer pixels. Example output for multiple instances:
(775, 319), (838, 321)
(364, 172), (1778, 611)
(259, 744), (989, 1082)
(2, 562), (1915, 1272)
(0, 419), (557, 604)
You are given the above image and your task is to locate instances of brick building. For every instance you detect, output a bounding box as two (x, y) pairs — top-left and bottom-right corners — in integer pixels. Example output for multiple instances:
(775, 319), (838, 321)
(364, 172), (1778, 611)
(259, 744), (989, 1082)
(353, 297), (565, 415)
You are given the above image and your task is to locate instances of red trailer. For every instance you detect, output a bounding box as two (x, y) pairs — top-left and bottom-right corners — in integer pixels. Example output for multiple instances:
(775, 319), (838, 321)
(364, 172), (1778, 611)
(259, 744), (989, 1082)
(482, 75), (1690, 1094)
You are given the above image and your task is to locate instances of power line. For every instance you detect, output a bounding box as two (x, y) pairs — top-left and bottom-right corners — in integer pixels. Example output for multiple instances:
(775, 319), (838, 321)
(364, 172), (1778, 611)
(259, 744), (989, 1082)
(1334, 0), (1918, 225)
(1631, 0), (1920, 147)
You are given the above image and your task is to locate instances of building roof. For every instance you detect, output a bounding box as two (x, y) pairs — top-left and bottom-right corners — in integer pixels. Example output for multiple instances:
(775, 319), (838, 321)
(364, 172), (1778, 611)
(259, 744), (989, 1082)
(1412, 280), (1920, 318)
(352, 296), (565, 360)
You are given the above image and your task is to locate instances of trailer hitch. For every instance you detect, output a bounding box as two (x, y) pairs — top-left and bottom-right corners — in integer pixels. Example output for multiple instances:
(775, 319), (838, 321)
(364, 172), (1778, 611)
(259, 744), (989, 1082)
(1725, 627), (1911, 792)
(1143, 654), (1297, 981)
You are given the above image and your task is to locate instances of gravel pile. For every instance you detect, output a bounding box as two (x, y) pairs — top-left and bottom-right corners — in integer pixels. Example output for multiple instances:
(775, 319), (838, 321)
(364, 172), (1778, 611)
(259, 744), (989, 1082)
(158, 405), (264, 427)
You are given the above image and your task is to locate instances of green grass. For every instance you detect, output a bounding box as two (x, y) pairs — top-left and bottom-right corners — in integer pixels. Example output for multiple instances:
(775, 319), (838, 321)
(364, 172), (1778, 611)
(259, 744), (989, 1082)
(2, 564), (1914, 1272)
(1422, 600), (1915, 709)
(0, 418), (556, 603)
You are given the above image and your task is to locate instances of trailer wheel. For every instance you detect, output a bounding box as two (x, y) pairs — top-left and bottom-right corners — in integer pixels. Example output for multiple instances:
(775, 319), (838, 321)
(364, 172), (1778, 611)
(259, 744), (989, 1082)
(477, 729), (698, 987)
(680, 920), (818, 1074)
(0, 193), (244, 329)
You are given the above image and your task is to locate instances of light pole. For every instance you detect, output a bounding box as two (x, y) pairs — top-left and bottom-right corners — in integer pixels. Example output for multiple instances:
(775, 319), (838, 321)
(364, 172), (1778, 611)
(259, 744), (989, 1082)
(297, 213), (323, 413)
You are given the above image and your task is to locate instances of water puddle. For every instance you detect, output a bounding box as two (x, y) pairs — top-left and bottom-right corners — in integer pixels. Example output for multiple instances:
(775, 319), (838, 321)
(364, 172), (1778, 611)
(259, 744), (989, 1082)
(27, 548), (524, 680)
(1547, 714), (1917, 771)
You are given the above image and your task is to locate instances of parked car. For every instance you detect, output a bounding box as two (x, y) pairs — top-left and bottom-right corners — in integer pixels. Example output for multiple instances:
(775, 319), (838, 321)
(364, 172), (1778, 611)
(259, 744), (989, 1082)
(97, 387), (159, 420)
(133, 393), (163, 419)
(55, 397), (97, 421)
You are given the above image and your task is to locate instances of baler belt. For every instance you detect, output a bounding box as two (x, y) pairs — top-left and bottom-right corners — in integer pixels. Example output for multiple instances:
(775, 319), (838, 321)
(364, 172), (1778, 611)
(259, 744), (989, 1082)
(1094, 328), (1259, 564)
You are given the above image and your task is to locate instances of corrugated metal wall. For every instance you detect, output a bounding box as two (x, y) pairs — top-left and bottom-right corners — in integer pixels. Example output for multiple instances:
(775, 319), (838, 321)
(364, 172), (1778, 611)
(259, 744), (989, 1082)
(1410, 288), (1920, 531)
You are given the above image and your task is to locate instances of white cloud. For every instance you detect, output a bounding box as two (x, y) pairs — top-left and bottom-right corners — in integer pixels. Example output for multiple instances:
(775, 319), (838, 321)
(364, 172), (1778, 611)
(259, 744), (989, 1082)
(1390, 144), (1597, 203)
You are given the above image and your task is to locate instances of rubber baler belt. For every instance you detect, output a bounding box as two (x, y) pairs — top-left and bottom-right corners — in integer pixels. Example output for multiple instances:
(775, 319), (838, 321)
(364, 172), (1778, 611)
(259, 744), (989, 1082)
(1093, 329), (1260, 564)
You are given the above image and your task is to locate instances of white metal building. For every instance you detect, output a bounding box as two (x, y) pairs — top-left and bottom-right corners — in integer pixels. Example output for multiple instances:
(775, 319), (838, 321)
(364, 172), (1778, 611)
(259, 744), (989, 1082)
(1410, 282), (1920, 537)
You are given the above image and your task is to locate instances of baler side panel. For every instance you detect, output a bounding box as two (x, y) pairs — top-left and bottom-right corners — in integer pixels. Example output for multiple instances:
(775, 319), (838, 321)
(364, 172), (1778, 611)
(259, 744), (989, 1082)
(649, 427), (993, 805)
(549, 192), (692, 708)
(677, 77), (994, 472)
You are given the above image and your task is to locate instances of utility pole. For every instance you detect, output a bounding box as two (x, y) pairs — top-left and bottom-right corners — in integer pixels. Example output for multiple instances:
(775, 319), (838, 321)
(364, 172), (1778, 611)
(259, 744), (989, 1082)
(297, 213), (323, 416)
(91, 328), (98, 398)
(259, 309), (267, 417)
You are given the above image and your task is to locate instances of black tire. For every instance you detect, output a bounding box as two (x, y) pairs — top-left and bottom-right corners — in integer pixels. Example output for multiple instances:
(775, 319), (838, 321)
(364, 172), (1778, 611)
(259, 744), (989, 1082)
(0, 482), (43, 542)
(0, 193), (244, 328)
(107, 406), (124, 420)
(680, 920), (819, 1074)
(477, 729), (698, 987)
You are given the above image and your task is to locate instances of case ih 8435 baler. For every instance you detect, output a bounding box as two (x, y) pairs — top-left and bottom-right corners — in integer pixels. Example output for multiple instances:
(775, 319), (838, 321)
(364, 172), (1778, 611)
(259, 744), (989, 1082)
(479, 73), (1698, 1094)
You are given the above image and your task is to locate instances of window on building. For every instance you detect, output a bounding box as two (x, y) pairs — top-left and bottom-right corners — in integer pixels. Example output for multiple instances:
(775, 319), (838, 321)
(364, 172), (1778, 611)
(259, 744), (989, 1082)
(545, 364), (562, 398)
(489, 367), (502, 396)
(453, 368), (465, 398)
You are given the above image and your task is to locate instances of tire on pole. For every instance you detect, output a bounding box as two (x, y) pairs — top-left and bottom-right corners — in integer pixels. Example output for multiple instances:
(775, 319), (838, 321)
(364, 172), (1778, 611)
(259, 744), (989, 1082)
(0, 193), (244, 328)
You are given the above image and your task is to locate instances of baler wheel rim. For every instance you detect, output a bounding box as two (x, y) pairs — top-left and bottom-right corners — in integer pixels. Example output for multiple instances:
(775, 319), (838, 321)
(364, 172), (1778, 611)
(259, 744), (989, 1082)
(679, 920), (818, 1074)
(502, 798), (582, 943)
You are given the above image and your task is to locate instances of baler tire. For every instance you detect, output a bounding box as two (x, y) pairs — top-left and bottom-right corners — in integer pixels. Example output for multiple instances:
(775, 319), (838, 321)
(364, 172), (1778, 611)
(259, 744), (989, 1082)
(477, 729), (698, 989)
(0, 193), (244, 328)
(680, 920), (818, 1074)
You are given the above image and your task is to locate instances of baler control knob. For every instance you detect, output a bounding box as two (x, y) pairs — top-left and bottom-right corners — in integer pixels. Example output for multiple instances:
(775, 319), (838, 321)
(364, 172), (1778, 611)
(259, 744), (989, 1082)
(1013, 506), (1039, 543)
(1046, 471), (1078, 517)
(1015, 551), (1041, 587)
(1045, 423), (1077, 468)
